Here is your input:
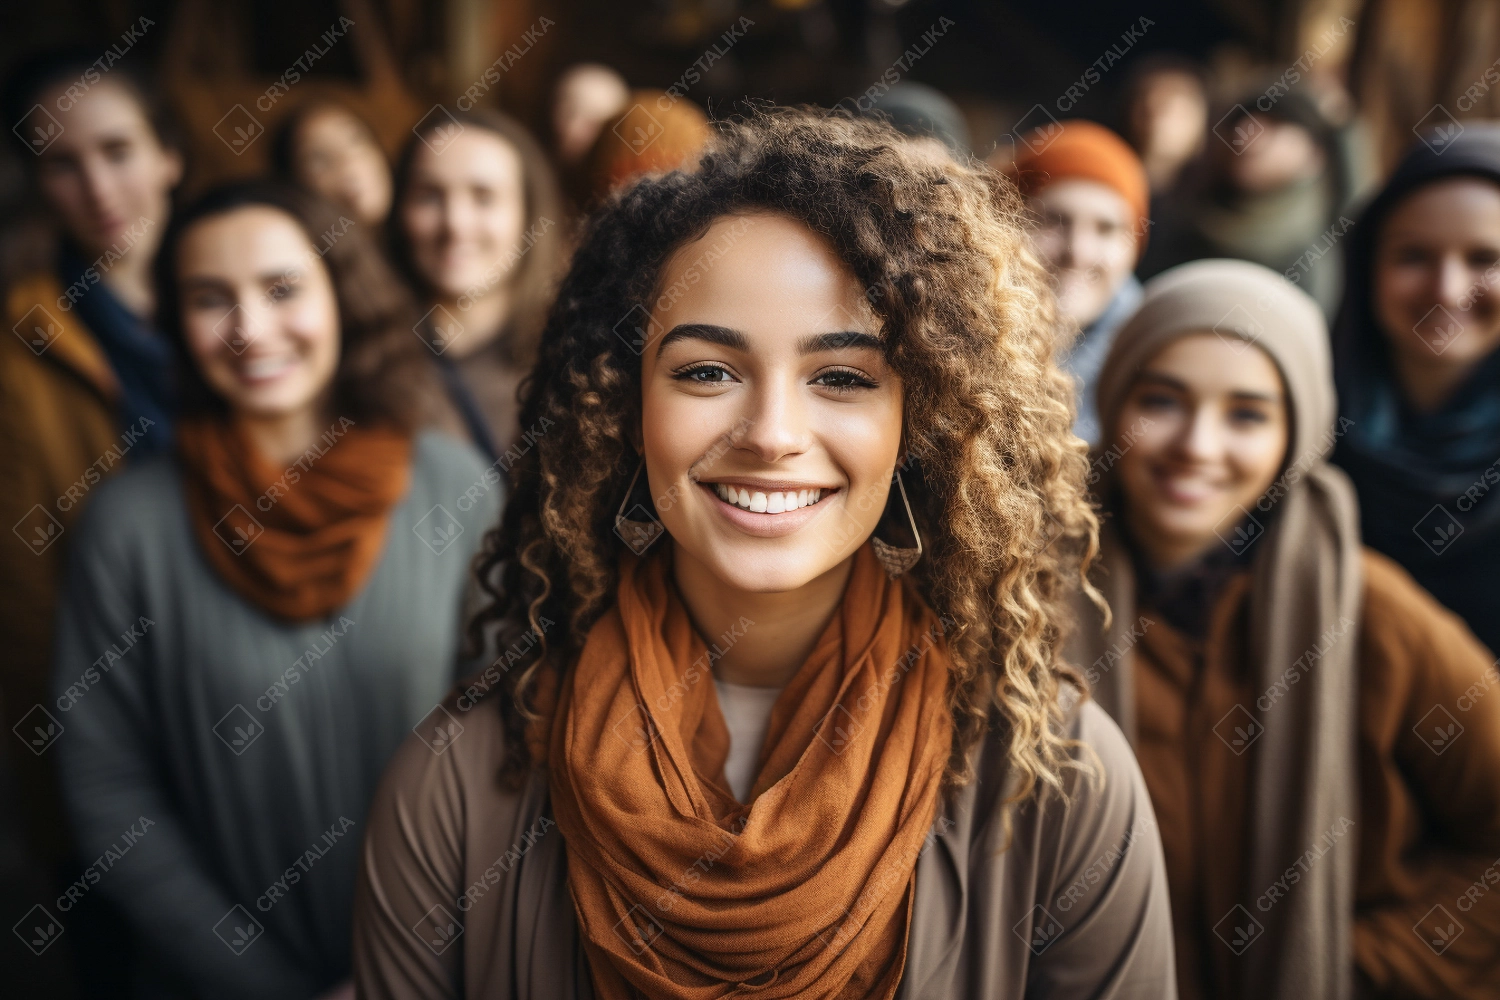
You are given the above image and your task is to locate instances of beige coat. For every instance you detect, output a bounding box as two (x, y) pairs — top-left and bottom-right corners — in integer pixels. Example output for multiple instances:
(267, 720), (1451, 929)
(352, 686), (1177, 999)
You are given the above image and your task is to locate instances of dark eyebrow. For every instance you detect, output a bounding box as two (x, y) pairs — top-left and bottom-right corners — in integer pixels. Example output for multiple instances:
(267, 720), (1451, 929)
(657, 323), (748, 352)
(1136, 370), (1280, 403)
(656, 323), (882, 355)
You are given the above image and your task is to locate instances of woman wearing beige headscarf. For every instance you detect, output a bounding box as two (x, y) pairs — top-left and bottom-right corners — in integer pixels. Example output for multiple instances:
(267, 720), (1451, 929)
(1069, 258), (1500, 999)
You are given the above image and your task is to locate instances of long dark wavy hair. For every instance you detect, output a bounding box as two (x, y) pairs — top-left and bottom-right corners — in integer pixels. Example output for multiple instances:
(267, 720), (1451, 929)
(155, 180), (434, 429)
(469, 105), (1100, 800)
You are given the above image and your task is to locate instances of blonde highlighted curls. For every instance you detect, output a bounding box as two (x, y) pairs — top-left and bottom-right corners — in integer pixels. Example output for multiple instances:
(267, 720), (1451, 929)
(467, 104), (1100, 805)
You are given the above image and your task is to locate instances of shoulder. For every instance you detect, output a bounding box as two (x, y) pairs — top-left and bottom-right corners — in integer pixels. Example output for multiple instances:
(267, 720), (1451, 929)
(69, 455), (183, 552)
(405, 430), (503, 522)
(368, 684), (519, 857)
(1358, 546), (1493, 662)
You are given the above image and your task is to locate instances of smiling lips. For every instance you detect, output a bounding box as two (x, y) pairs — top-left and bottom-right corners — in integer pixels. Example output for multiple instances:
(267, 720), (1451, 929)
(711, 483), (830, 514)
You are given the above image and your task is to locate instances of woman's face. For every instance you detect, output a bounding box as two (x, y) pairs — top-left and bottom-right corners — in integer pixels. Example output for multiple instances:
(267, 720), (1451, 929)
(1030, 179), (1139, 329)
(1374, 177), (1500, 372)
(32, 79), (182, 262)
(1113, 333), (1288, 568)
(177, 206), (341, 420)
(639, 212), (906, 594)
(291, 107), (392, 227)
(399, 129), (527, 301)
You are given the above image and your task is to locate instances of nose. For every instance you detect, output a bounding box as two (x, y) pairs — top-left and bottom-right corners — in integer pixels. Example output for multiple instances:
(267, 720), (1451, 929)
(735, 376), (810, 464)
(1436, 253), (1473, 310)
(1175, 402), (1222, 462)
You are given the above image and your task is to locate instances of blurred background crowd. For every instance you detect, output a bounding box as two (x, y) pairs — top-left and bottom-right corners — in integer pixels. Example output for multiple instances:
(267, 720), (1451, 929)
(3, 0), (1500, 997)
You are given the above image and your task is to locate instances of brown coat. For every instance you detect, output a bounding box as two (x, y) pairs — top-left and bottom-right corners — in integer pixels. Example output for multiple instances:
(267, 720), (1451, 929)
(0, 272), (125, 866)
(1132, 549), (1500, 999)
(352, 689), (1178, 998)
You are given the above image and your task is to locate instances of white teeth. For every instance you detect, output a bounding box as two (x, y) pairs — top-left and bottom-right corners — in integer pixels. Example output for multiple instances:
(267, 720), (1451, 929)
(713, 484), (827, 512)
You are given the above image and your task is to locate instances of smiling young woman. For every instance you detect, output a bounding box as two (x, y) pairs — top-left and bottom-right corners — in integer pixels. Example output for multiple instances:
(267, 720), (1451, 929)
(352, 107), (1175, 999)
(50, 182), (499, 999)
(1072, 259), (1500, 999)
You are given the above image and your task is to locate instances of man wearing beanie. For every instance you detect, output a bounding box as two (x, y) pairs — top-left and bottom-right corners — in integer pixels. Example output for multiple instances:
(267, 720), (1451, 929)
(1011, 120), (1150, 444)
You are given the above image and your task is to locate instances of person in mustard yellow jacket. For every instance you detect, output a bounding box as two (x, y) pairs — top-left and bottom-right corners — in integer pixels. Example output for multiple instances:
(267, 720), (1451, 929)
(0, 48), (182, 903)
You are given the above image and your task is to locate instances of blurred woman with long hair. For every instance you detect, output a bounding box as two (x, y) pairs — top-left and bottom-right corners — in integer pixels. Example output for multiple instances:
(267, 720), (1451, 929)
(52, 182), (499, 999)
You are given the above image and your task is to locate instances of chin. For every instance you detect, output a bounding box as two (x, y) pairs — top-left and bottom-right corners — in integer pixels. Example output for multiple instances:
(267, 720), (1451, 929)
(688, 533), (846, 595)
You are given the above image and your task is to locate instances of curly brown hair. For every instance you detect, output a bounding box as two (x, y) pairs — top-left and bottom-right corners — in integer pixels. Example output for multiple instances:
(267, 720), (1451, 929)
(470, 105), (1100, 803)
(155, 180), (435, 429)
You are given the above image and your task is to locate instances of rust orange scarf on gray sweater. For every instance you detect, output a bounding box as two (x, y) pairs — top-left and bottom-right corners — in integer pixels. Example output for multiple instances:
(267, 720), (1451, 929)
(545, 541), (954, 1000)
(177, 416), (412, 622)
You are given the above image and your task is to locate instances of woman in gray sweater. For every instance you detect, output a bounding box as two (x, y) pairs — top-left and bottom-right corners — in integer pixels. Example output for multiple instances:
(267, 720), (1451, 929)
(50, 183), (500, 999)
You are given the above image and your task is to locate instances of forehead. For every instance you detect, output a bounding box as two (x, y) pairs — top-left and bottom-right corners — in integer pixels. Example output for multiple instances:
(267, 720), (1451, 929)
(1032, 179), (1132, 222)
(179, 206), (313, 274)
(38, 79), (155, 146)
(1141, 332), (1284, 395)
(411, 130), (521, 185)
(1382, 176), (1500, 240)
(653, 212), (875, 336)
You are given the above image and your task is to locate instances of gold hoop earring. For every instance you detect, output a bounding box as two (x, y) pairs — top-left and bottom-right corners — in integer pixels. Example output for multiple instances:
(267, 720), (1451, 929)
(871, 469), (923, 577)
(613, 459), (665, 555)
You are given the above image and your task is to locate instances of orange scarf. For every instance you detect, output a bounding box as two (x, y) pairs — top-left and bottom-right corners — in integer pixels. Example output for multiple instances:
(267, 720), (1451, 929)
(545, 541), (954, 1000)
(177, 416), (412, 622)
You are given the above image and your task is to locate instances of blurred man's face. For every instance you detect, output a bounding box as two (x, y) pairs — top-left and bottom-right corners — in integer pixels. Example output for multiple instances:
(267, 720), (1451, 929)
(32, 79), (182, 262)
(1030, 179), (1140, 329)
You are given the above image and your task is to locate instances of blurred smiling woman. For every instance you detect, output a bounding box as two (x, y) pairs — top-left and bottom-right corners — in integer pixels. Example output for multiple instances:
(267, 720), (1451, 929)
(353, 107), (1174, 999)
(51, 183), (498, 999)
(1073, 259), (1500, 999)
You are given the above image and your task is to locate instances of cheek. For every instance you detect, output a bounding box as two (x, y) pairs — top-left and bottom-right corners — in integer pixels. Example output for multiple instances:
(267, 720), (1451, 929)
(286, 294), (342, 366)
(1229, 432), (1286, 492)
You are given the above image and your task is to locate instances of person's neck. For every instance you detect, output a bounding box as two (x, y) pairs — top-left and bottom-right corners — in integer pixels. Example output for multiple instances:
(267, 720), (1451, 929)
(238, 400), (333, 468)
(1394, 352), (1483, 415)
(671, 546), (855, 689)
(96, 244), (157, 320)
(439, 286), (511, 360)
